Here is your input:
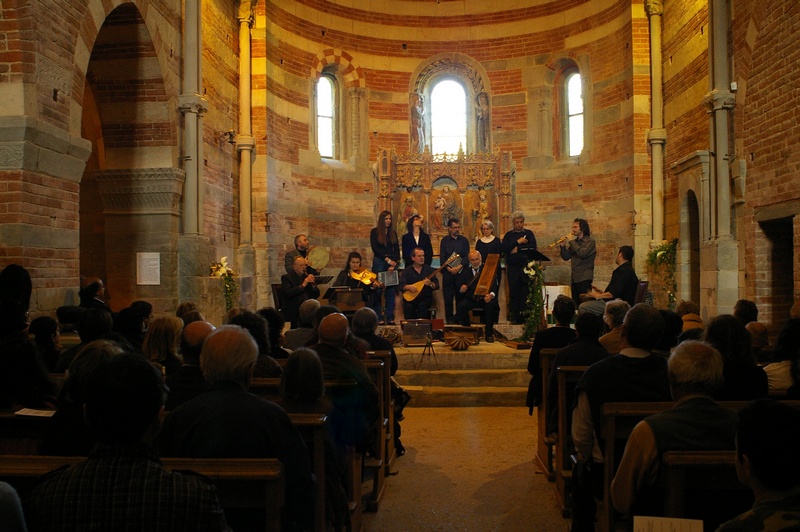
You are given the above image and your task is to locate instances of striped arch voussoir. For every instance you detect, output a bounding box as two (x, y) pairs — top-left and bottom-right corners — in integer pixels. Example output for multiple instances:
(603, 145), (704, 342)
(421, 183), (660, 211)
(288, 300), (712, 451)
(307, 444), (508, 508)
(310, 49), (365, 88)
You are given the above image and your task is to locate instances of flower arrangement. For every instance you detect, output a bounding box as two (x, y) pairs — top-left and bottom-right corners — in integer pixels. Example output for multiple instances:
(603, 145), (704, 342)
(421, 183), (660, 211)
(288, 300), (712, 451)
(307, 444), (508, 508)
(210, 256), (238, 311)
(519, 259), (546, 342)
(645, 238), (678, 309)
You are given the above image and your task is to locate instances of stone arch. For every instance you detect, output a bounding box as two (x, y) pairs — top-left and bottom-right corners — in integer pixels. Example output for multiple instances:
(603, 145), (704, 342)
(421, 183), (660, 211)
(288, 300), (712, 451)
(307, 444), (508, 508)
(310, 49), (365, 88)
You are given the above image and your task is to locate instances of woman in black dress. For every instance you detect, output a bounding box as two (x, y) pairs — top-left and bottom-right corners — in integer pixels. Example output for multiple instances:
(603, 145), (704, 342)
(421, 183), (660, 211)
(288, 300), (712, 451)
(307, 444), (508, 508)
(333, 251), (380, 304)
(370, 211), (400, 324)
(401, 214), (433, 268)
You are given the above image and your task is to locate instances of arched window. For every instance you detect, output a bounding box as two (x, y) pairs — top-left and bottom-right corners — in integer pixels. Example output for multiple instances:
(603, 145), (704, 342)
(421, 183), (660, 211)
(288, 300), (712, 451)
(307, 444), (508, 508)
(316, 74), (335, 158)
(430, 79), (467, 155)
(564, 71), (584, 157)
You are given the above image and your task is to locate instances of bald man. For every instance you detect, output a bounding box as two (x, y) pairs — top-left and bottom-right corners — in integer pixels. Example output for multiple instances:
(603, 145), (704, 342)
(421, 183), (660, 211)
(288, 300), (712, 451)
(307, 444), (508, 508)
(310, 314), (379, 452)
(78, 276), (111, 312)
(281, 256), (321, 328)
(455, 250), (500, 342)
(158, 325), (314, 530)
(166, 321), (215, 410)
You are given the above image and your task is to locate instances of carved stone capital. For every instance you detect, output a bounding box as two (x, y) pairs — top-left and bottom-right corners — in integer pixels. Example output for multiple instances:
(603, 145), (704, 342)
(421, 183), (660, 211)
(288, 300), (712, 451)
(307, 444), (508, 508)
(94, 168), (185, 215)
(178, 93), (209, 115)
(703, 89), (736, 112)
(644, 0), (663, 17)
(647, 128), (667, 145)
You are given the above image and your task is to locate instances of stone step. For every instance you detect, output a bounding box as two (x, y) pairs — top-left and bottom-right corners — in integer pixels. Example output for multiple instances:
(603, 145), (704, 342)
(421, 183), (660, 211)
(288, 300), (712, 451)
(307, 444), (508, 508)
(395, 369), (529, 388)
(400, 385), (527, 407)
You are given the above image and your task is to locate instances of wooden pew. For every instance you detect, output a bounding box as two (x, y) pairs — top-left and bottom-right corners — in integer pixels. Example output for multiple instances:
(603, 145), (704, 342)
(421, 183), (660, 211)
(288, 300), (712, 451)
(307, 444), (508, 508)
(287, 413), (328, 532)
(535, 348), (560, 481)
(367, 350), (396, 475)
(0, 455), (285, 532)
(554, 365), (589, 518)
(0, 410), (53, 454)
(362, 358), (387, 511)
(659, 450), (752, 529)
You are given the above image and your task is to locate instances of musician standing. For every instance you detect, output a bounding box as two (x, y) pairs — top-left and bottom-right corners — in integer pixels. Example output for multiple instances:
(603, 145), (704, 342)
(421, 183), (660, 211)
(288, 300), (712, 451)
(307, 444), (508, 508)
(399, 248), (439, 320)
(456, 251), (500, 343)
(284, 234), (319, 276)
(370, 211), (400, 325)
(439, 218), (470, 324)
(280, 256), (320, 328)
(560, 218), (596, 306)
(501, 211), (537, 325)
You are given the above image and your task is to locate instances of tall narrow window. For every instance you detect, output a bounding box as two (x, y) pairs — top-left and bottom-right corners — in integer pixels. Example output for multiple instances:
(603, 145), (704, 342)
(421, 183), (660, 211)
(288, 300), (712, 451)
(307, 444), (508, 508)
(565, 72), (583, 157)
(317, 75), (334, 158)
(430, 80), (466, 155)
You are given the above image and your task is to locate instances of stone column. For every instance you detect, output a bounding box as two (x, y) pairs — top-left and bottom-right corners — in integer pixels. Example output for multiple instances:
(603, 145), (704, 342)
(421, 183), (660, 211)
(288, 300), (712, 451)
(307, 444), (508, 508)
(645, 0), (666, 242)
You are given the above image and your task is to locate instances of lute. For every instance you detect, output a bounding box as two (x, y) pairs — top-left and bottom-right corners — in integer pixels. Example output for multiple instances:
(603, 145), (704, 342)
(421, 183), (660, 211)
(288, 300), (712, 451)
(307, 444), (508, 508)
(402, 253), (460, 302)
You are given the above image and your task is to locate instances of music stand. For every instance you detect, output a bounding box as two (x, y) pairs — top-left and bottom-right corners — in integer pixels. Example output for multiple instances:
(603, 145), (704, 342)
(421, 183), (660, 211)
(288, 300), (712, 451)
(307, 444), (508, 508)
(518, 246), (551, 262)
(414, 333), (438, 370)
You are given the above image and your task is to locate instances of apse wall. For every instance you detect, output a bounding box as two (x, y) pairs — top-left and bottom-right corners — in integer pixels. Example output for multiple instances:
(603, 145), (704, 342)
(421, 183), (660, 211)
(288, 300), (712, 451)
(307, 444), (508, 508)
(256, 0), (650, 288)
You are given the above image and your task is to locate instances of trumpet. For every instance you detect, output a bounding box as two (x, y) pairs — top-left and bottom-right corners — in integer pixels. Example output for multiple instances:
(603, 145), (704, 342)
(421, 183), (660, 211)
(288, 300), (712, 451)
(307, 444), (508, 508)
(548, 234), (571, 248)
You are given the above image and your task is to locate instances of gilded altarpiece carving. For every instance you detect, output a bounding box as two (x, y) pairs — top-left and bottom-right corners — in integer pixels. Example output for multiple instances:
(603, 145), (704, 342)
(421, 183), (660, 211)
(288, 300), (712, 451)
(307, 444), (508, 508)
(374, 148), (514, 260)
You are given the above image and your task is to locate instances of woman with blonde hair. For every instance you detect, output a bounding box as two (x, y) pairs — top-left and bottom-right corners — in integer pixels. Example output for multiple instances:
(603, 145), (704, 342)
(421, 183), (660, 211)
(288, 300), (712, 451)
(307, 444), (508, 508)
(142, 316), (183, 376)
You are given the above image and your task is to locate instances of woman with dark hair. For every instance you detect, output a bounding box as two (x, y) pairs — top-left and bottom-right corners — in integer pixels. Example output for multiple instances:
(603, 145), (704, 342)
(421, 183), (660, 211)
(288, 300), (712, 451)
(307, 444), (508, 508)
(764, 318), (800, 395)
(401, 215), (433, 268)
(29, 316), (62, 372)
(333, 251), (381, 304)
(228, 311), (282, 377)
(256, 306), (292, 359)
(703, 314), (768, 400)
(369, 210), (400, 325)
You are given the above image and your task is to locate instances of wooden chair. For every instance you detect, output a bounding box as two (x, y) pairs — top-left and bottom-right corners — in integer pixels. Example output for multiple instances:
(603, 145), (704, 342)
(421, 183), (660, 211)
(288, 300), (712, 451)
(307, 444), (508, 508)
(0, 455), (285, 532)
(633, 281), (649, 305)
(554, 365), (590, 518)
(271, 283), (283, 311)
(535, 348), (560, 481)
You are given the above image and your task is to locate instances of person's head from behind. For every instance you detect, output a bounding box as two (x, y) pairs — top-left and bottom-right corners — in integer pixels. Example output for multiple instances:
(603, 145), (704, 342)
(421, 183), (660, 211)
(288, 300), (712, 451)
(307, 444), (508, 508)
(574, 312), (603, 341)
(0, 264), (32, 313)
(200, 325), (258, 386)
(228, 310), (271, 356)
(771, 318), (800, 363)
(552, 295), (576, 326)
(176, 301), (199, 324)
(733, 299), (758, 325)
(655, 310), (683, 352)
(298, 299), (321, 328)
(62, 339), (125, 404)
(77, 308), (114, 343)
(703, 314), (755, 369)
(318, 313), (350, 347)
(29, 316), (59, 351)
(735, 399), (800, 493)
(85, 353), (167, 444)
(745, 321), (770, 351)
(667, 340), (724, 399)
(114, 307), (146, 337)
(313, 305), (340, 331)
(179, 321), (215, 364)
(142, 316), (183, 363)
(675, 300), (700, 318)
(603, 299), (630, 329)
(257, 307), (287, 352)
(129, 300), (153, 330)
(351, 307), (379, 338)
(281, 348), (325, 403)
(620, 303), (664, 351)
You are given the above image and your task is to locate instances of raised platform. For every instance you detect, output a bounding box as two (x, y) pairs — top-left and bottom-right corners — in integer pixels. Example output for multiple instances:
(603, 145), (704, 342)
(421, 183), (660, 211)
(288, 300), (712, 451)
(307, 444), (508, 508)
(383, 323), (531, 407)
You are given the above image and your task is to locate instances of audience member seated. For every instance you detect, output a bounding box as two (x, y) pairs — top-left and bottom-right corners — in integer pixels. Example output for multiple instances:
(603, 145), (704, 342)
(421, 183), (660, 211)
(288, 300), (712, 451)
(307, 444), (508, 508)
(26, 353), (228, 531)
(611, 340), (738, 518)
(703, 315), (768, 401)
(281, 255), (321, 328)
(129, 300), (153, 331)
(546, 312), (609, 434)
(0, 263), (33, 313)
(763, 318), (800, 396)
(112, 306), (147, 355)
(598, 299), (629, 355)
(157, 325), (314, 531)
(653, 309), (683, 355)
(55, 307), (114, 372)
(675, 300), (703, 332)
(176, 301), (203, 326)
(526, 295), (577, 415)
(578, 246), (639, 315)
(28, 316), (61, 373)
(165, 321), (214, 411)
(733, 299), (759, 326)
(570, 303), (671, 532)
(310, 313), (380, 454)
(284, 299), (320, 350)
(351, 307), (406, 454)
(257, 306), (292, 359)
(277, 348), (350, 530)
(717, 399), (800, 531)
(56, 305), (83, 350)
(142, 316), (184, 377)
(228, 310), (282, 378)
(676, 327), (703, 344)
(41, 339), (126, 456)
(0, 298), (56, 409)
(746, 321), (771, 363)
(0, 481), (26, 532)
(77, 276), (112, 313)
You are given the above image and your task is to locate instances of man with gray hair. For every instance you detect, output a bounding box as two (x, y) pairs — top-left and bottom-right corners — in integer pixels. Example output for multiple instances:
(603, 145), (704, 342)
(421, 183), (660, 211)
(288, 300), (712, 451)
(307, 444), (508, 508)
(598, 299), (630, 355)
(157, 325), (313, 531)
(284, 298), (320, 350)
(501, 210), (537, 324)
(611, 340), (738, 517)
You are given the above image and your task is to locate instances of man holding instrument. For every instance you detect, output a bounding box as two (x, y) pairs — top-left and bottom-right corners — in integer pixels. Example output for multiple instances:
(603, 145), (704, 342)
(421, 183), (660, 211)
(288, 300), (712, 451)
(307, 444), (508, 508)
(284, 234), (319, 276)
(280, 256), (320, 328)
(455, 251), (500, 342)
(439, 218), (470, 324)
(559, 218), (596, 306)
(399, 247), (439, 319)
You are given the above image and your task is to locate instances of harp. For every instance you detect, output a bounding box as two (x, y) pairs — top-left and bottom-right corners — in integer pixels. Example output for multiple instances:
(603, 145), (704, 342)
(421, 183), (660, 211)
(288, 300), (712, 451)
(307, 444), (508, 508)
(474, 253), (500, 299)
